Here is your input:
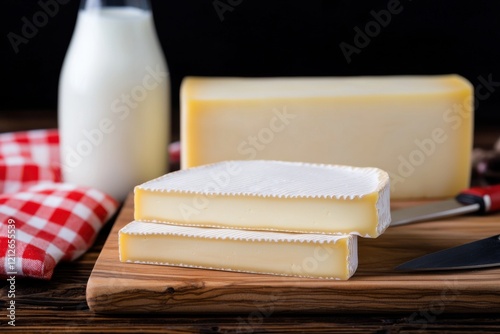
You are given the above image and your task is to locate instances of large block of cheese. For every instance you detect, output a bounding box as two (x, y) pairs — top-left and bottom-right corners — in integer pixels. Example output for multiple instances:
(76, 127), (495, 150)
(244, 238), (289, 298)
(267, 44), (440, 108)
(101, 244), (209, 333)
(119, 221), (358, 280)
(181, 75), (473, 199)
(134, 160), (391, 238)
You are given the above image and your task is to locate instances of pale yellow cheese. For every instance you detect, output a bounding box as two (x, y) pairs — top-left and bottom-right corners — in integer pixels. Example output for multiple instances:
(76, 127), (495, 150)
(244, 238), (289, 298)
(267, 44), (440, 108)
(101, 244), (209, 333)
(119, 221), (358, 280)
(181, 75), (473, 199)
(134, 160), (391, 238)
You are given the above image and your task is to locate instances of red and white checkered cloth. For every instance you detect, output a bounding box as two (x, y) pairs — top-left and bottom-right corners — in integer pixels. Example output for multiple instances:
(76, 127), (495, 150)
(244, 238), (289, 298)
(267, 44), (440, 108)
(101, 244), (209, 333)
(0, 129), (118, 279)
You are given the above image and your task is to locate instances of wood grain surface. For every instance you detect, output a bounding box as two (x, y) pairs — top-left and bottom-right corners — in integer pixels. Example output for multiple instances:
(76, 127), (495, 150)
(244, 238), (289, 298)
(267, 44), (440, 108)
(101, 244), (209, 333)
(87, 195), (500, 314)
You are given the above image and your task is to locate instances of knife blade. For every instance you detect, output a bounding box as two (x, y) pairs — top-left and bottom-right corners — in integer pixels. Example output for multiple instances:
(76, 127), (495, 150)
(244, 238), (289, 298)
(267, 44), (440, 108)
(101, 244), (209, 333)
(390, 184), (500, 227)
(395, 234), (500, 271)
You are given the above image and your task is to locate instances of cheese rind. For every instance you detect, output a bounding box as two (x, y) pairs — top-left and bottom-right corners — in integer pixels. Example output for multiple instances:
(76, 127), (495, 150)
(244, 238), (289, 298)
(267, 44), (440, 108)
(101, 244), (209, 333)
(181, 75), (473, 199)
(134, 160), (391, 237)
(119, 221), (358, 280)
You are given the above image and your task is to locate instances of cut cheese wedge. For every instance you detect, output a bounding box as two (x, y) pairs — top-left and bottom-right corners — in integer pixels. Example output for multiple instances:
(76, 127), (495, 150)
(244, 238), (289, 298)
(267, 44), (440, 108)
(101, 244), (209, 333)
(134, 160), (391, 237)
(119, 221), (358, 280)
(181, 75), (473, 199)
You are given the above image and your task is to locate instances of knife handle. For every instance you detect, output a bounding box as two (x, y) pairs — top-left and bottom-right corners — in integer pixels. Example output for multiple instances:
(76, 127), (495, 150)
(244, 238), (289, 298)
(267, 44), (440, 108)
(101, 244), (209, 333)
(456, 184), (500, 213)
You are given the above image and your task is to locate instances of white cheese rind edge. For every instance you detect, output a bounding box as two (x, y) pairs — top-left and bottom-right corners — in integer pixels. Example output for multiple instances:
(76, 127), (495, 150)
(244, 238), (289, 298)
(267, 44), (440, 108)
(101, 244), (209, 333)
(135, 160), (390, 201)
(119, 221), (358, 280)
(120, 220), (353, 243)
(376, 176), (392, 237)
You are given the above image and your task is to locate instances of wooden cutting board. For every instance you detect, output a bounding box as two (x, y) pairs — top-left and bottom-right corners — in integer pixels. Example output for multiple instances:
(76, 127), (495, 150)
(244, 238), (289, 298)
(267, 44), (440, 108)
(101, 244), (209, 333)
(86, 194), (500, 313)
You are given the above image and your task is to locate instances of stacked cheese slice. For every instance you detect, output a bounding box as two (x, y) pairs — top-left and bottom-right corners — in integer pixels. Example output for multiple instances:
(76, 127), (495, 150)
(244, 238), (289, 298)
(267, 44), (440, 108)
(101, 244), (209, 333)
(119, 160), (391, 280)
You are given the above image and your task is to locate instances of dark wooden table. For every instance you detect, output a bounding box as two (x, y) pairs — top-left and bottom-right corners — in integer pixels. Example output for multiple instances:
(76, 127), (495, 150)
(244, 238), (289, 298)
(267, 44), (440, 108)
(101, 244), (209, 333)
(1, 111), (500, 333)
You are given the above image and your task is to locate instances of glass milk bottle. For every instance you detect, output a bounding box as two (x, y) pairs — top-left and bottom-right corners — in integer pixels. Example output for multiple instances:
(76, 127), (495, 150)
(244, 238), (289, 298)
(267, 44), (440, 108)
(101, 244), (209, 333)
(58, 0), (169, 202)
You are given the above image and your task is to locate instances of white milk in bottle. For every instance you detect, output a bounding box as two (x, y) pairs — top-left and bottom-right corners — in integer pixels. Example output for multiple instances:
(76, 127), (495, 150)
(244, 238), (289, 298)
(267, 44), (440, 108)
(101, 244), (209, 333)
(58, 0), (169, 202)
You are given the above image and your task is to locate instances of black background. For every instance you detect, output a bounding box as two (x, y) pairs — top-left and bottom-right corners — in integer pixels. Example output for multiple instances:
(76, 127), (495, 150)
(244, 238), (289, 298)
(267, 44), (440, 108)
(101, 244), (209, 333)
(2, 0), (500, 128)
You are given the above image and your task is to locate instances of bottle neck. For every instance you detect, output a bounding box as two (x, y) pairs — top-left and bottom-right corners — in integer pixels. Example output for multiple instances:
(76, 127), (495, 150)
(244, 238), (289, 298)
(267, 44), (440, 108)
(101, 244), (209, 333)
(70, 1), (158, 58)
(80, 0), (151, 11)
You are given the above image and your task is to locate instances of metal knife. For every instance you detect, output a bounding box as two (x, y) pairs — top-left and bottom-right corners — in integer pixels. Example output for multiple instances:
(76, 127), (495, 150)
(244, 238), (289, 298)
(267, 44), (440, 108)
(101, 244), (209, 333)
(395, 234), (500, 271)
(391, 184), (500, 227)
